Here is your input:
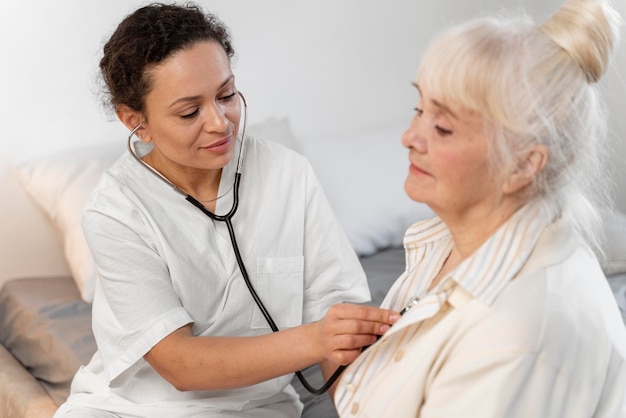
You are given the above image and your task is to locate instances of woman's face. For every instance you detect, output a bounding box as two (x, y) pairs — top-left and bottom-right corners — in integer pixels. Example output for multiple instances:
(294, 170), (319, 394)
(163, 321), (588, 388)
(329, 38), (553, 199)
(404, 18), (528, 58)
(402, 82), (504, 219)
(139, 40), (241, 172)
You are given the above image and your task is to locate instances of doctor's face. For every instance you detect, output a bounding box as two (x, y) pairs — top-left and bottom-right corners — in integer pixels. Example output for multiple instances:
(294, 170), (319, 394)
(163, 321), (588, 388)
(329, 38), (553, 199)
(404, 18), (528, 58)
(139, 40), (241, 172)
(401, 82), (502, 219)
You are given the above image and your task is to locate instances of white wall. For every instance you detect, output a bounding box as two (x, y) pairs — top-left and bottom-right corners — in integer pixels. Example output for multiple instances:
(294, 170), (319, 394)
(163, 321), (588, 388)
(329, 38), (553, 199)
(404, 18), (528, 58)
(0, 0), (624, 281)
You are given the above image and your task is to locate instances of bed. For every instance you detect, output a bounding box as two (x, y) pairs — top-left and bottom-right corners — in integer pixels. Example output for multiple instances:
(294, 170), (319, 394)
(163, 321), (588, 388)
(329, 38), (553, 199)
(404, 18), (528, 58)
(1, 118), (625, 417)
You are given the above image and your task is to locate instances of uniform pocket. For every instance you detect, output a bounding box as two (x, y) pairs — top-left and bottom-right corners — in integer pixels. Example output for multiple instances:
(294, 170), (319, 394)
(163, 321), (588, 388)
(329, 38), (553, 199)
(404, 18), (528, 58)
(251, 256), (304, 329)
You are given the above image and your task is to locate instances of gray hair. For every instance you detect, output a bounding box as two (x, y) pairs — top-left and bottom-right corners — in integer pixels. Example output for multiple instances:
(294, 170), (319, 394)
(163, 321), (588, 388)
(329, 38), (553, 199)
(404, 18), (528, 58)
(416, 0), (621, 254)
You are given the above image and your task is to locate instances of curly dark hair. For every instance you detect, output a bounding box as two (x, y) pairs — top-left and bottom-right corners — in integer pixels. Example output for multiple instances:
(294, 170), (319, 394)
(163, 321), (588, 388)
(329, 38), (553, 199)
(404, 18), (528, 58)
(99, 2), (235, 113)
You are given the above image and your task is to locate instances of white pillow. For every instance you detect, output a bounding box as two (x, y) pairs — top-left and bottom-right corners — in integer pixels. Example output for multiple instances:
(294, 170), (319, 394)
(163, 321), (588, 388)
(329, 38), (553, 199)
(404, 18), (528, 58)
(247, 117), (299, 151)
(16, 145), (122, 302)
(298, 122), (434, 256)
(16, 118), (296, 303)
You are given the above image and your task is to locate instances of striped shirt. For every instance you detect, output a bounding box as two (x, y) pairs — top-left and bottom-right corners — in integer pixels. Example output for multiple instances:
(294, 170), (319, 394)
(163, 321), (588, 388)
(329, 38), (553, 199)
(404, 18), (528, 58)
(334, 202), (554, 416)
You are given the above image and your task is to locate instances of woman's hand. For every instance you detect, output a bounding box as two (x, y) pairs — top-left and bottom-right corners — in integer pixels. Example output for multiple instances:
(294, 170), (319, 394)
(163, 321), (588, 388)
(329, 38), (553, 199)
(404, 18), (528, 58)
(314, 303), (400, 365)
(143, 304), (399, 391)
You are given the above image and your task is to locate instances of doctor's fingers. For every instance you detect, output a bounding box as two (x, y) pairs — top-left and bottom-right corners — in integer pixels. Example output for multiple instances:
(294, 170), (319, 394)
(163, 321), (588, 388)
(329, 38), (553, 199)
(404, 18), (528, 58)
(319, 305), (398, 342)
(325, 335), (379, 365)
(314, 307), (396, 364)
(328, 303), (400, 328)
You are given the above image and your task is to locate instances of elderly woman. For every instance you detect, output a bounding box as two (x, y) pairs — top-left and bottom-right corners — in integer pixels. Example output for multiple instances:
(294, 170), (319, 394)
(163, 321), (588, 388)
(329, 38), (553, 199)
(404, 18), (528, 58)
(334, 0), (626, 416)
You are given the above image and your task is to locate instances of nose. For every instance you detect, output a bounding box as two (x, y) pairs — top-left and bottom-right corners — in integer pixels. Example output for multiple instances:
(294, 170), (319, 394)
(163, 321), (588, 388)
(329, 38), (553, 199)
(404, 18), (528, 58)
(401, 114), (427, 153)
(203, 101), (229, 133)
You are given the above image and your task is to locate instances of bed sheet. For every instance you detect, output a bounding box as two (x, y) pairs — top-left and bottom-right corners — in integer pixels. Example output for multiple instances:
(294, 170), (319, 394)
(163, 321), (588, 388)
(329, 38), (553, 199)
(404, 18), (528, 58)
(361, 246), (405, 306)
(0, 344), (58, 418)
(0, 276), (94, 406)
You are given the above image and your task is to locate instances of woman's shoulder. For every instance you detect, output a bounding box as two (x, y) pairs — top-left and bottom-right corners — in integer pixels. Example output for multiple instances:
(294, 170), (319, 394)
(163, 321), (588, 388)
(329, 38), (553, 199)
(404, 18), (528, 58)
(485, 232), (623, 354)
(91, 152), (143, 193)
(85, 151), (169, 216)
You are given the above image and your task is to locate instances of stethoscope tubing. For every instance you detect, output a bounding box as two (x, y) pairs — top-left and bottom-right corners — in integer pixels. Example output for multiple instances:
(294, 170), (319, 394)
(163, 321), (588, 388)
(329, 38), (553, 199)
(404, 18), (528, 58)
(187, 180), (344, 394)
(126, 91), (343, 394)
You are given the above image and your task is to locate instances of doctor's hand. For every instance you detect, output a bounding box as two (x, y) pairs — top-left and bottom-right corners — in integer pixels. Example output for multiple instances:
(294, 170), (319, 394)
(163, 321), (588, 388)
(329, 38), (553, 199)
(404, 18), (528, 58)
(314, 303), (399, 365)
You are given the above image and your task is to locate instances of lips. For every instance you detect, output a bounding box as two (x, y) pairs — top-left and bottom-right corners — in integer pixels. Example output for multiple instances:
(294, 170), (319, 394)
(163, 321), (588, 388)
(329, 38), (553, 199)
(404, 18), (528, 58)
(408, 161), (430, 176)
(201, 136), (232, 153)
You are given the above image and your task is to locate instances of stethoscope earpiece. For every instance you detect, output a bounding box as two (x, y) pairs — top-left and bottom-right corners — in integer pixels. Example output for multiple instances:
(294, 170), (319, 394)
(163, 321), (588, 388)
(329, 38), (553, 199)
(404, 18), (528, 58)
(129, 123), (142, 138)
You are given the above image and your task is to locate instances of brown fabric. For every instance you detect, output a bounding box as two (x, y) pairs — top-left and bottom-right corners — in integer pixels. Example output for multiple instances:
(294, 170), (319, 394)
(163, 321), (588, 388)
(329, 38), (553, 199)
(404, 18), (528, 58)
(0, 344), (58, 418)
(0, 276), (95, 405)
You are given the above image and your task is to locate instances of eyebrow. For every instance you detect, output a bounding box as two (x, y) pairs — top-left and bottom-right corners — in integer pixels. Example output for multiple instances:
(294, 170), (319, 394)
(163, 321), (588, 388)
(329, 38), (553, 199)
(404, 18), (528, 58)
(412, 82), (458, 120)
(168, 74), (235, 108)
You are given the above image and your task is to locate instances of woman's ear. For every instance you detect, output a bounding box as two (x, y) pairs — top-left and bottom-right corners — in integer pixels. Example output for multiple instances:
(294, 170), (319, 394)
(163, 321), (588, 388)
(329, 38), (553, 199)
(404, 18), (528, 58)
(503, 145), (548, 194)
(116, 105), (149, 142)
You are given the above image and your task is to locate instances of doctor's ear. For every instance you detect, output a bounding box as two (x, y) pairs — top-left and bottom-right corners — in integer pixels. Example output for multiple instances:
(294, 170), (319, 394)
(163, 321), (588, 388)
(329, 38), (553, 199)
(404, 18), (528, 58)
(502, 145), (548, 194)
(116, 105), (149, 142)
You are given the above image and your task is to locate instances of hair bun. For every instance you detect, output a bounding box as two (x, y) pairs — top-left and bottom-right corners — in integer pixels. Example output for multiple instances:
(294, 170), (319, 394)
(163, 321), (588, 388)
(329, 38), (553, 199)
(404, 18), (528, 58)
(541, 0), (620, 83)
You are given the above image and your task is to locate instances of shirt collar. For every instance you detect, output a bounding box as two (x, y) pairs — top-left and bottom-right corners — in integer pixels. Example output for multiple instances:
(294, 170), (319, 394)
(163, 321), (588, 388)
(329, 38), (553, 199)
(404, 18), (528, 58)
(403, 202), (553, 306)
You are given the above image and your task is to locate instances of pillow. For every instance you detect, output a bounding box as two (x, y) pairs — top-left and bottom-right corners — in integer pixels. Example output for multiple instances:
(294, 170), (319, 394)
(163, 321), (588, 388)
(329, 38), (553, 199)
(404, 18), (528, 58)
(247, 117), (299, 151)
(16, 144), (122, 302)
(16, 118), (297, 303)
(298, 122), (434, 256)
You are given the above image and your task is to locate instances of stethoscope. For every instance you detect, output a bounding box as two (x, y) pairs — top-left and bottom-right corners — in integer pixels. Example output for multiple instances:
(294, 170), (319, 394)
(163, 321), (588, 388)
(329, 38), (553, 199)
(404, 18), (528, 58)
(127, 91), (344, 394)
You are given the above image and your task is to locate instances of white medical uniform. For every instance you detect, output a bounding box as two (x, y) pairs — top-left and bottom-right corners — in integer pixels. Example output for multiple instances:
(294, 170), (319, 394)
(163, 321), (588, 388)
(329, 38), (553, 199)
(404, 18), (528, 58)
(56, 137), (370, 417)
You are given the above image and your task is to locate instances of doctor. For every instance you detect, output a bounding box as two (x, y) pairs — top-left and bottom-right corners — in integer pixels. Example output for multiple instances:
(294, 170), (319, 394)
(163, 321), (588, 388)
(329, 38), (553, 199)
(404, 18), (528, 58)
(55, 3), (398, 418)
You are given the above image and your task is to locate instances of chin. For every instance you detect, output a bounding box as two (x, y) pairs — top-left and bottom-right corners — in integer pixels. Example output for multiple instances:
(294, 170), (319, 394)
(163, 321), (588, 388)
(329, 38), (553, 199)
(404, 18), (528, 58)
(404, 178), (428, 204)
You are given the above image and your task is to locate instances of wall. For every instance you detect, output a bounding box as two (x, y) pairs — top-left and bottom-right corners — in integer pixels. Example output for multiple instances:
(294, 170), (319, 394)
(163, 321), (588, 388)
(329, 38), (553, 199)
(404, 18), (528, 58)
(0, 0), (624, 281)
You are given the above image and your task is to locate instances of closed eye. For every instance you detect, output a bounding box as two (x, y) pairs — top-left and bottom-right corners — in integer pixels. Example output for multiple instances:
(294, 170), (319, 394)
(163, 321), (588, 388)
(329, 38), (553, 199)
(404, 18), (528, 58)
(219, 92), (237, 102)
(415, 107), (452, 135)
(181, 108), (199, 119)
(436, 126), (453, 136)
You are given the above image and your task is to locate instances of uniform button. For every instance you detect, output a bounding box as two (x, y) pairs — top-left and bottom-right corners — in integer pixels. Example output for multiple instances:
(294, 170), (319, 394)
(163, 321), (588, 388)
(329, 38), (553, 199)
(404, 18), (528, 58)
(394, 350), (405, 362)
(351, 402), (360, 415)
(346, 383), (356, 393)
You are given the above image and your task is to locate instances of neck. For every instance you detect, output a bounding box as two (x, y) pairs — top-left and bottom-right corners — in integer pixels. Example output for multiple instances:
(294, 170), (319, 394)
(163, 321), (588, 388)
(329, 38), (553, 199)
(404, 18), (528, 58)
(427, 197), (525, 291)
(438, 197), (525, 260)
(142, 151), (223, 204)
